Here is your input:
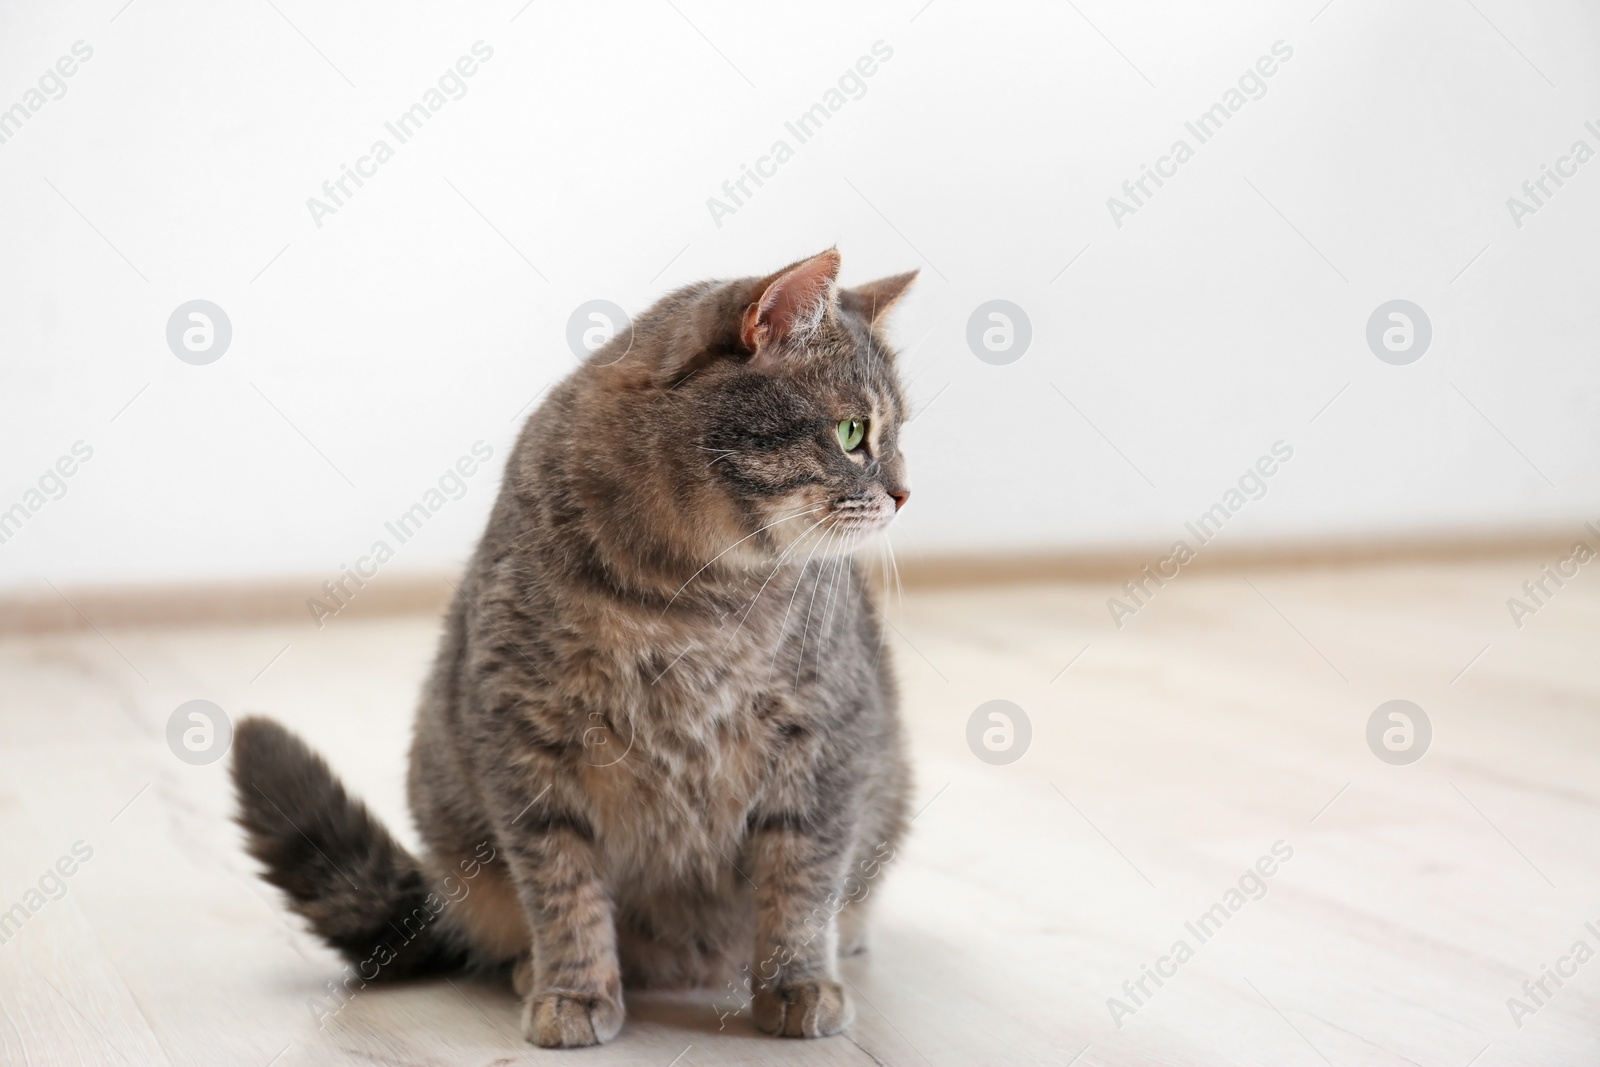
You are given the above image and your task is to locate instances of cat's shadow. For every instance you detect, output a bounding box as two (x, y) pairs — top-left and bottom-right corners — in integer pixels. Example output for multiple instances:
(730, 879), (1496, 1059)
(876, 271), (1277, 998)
(625, 989), (765, 1038)
(418, 975), (769, 1041)
(314, 967), (895, 1050)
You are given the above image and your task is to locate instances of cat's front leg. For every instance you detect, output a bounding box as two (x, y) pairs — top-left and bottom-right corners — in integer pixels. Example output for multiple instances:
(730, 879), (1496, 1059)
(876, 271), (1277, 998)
(745, 817), (856, 1038)
(502, 817), (625, 1048)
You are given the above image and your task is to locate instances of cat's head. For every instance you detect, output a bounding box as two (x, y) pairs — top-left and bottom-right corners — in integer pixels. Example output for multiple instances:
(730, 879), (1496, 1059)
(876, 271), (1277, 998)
(580, 249), (916, 575)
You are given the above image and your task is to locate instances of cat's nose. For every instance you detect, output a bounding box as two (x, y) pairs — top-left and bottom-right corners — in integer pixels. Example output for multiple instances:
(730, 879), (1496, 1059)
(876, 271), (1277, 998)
(889, 489), (910, 511)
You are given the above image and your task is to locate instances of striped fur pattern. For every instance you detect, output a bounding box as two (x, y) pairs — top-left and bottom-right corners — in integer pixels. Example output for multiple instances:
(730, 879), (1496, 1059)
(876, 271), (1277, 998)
(233, 250), (916, 1047)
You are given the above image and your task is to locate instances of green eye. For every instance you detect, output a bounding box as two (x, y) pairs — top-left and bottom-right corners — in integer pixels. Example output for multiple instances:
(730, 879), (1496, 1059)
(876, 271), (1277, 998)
(837, 418), (866, 452)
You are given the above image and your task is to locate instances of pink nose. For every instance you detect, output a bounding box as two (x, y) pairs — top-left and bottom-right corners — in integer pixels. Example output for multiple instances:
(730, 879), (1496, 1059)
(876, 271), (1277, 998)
(889, 489), (910, 511)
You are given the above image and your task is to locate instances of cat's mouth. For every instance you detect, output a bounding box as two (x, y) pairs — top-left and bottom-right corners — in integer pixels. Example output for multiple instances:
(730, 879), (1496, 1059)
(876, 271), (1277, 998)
(825, 496), (899, 542)
(760, 492), (902, 563)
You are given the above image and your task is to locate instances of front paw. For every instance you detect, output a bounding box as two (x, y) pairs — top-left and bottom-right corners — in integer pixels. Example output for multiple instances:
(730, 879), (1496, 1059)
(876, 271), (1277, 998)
(753, 979), (854, 1038)
(521, 990), (624, 1048)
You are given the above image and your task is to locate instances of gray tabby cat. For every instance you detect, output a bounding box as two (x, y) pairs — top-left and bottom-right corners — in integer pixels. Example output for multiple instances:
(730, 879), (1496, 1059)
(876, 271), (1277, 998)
(231, 249), (916, 1047)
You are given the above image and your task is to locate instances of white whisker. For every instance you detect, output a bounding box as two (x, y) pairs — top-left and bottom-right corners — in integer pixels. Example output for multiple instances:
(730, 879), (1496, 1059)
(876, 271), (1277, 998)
(791, 529), (840, 689)
(885, 532), (906, 629)
(696, 446), (740, 469)
(769, 524), (835, 680)
(659, 504), (823, 616)
(809, 537), (854, 682)
(724, 512), (833, 643)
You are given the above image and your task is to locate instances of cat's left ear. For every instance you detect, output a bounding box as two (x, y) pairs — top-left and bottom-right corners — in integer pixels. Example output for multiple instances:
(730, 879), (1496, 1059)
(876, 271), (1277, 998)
(741, 249), (842, 369)
(839, 269), (918, 325)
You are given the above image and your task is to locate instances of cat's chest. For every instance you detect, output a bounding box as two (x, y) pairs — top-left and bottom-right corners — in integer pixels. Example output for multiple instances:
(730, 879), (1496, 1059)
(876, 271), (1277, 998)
(577, 691), (784, 884)
(565, 593), (809, 719)
(555, 594), (837, 878)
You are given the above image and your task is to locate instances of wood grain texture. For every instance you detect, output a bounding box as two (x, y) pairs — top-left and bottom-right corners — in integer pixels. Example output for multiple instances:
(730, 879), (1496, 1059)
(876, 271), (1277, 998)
(0, 556), (1595, 1065)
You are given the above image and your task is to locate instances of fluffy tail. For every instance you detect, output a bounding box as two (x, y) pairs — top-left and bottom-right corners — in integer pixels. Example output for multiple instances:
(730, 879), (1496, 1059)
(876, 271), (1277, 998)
(230, 716), (468, 978)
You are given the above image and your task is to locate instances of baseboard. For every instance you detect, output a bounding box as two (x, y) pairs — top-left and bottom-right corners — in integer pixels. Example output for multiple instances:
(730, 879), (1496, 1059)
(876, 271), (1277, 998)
(0, 576), (457, 635)
(0, 530), (1576, 634)
(891, 530), (1578, 588)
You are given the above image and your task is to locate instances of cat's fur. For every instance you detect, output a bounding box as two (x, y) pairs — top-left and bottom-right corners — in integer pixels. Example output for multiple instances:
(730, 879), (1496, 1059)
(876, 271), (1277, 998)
(231, 249), (916, 1047)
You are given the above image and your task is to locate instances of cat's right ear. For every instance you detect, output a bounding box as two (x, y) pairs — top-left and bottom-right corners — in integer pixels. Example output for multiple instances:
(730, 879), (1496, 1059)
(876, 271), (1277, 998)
(740, 249), (842, 370)
(839, 269), (918, 325)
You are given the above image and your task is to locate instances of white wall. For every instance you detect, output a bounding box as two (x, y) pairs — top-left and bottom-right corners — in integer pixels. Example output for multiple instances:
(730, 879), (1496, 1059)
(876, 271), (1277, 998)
(3, 0), (1598, 593)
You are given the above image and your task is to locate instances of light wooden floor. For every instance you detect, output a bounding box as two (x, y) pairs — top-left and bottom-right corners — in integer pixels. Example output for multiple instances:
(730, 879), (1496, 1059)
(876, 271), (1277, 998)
(2, 557), (1597, 1066)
